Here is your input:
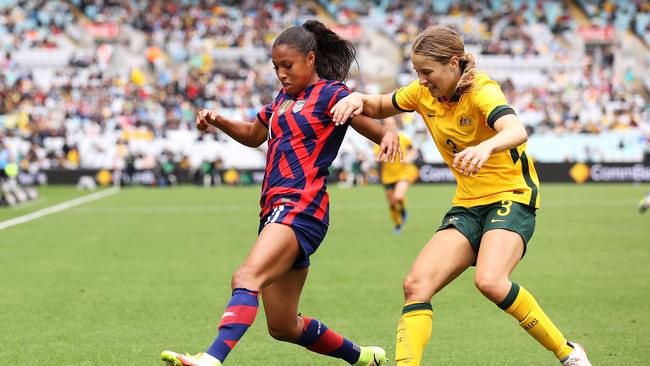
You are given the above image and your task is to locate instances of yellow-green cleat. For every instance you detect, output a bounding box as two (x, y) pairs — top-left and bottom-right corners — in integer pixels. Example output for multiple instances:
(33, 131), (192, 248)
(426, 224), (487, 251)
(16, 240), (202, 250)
(161, 350), (202, 366)
(355, 346), (388, 366)
(161, 350), (222, 366)
(639, 193), (650, 214)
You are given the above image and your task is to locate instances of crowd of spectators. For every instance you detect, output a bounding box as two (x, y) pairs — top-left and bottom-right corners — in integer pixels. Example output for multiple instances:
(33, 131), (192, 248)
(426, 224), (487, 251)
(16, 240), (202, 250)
(1, 0), (316, 177)
(505, 62), (648, 135)
(576, 0), (650, 44)
(0, 0), (649, 185)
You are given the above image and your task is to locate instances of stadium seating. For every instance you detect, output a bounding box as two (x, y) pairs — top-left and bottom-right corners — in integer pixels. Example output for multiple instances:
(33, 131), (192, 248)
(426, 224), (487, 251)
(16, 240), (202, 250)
(0, 0), (648, 178)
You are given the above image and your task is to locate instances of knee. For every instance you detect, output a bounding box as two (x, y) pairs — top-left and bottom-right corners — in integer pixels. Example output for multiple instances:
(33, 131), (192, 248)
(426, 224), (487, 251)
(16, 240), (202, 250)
(473, 272), (509, 303)
(231, 265), (262, 290)
(267, 320), (301, 343)
(402, 273), (427, 301)
(394, 192), (405, 202)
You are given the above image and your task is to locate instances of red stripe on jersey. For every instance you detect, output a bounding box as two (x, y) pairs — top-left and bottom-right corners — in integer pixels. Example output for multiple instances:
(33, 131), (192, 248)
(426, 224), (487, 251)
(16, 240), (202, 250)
(278, 151), (295, 179)
(260, 129), (282, 207)
(284, 131), (334, 222)
(302, 84), (338, 221)
(326, 87), (347, 117)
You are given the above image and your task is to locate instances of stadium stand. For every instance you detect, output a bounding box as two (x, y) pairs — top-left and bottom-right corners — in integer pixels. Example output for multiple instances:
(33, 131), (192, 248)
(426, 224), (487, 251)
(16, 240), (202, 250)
(0, 0), (648, 184)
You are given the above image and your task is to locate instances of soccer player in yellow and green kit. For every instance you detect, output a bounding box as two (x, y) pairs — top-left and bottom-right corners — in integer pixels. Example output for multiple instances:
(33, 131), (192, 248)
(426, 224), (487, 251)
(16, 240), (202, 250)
(331, 25), (592, 366)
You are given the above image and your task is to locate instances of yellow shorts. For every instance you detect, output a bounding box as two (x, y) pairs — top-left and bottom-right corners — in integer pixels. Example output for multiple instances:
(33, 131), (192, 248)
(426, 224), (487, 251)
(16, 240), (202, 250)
(381, 164), (419, 186)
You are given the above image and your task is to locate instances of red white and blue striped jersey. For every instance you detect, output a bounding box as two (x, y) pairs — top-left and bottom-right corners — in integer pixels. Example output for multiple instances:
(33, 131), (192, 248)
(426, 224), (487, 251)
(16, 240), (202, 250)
(256, 79), (351, 225)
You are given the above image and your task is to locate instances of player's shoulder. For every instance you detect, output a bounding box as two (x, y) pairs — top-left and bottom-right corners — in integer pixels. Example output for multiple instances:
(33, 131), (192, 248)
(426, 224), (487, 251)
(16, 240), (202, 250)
(272, 88), (289, 103)
(311, 79), (350, 104)
(470, 73), (500, 92)
(398, 80), (430, 104)
(320, 79), (350, 93)
(399, 79), (425, 93)
(464, 73), (504, 104)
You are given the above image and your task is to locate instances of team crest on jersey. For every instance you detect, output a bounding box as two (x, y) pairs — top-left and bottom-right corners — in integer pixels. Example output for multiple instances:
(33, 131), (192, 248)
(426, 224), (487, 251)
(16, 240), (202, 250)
(459, 116), (472, 127)
(292, 100), (306, 113)
(277, 100), (294, 115)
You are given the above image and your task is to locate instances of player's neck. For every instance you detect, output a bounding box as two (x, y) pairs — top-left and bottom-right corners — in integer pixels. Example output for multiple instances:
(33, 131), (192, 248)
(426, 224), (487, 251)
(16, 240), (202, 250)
(307, 73), (321, 87)
(292, 74), (321, 97)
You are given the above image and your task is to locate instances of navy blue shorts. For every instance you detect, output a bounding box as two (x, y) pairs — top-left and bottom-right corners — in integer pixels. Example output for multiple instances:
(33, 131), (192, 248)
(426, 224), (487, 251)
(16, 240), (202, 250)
(258, 205), (328, 269)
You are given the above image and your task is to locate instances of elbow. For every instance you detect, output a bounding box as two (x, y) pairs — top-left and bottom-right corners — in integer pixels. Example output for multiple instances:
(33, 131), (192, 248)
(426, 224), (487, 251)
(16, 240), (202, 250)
(520, 127), (529, 145)
(250, 136), (267, 148)
(245, 140), (263, 148)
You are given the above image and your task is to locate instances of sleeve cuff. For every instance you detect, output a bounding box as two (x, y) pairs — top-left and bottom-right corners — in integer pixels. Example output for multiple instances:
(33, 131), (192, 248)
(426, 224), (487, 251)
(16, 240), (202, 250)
(487, 105), (516, 129)
(256, 113), (269, 127)
(392, 92), (415, 112)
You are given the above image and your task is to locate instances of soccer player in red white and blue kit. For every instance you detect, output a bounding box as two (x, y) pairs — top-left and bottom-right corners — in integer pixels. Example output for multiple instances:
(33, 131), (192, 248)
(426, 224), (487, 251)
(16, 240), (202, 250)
(161, 20), (399, 366)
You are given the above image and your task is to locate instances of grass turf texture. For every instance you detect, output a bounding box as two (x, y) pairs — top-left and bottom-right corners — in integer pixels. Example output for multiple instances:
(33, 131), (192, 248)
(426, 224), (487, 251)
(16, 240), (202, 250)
(1, 184), (648, 365)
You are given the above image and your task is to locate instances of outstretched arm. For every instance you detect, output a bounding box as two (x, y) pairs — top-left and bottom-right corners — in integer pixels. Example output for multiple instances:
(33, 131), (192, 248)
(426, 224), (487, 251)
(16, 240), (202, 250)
(349, 114), (403, 163)
(196, 109), (268, 148)
(452, 114), (528, 176)
(331, 92), (401, 125)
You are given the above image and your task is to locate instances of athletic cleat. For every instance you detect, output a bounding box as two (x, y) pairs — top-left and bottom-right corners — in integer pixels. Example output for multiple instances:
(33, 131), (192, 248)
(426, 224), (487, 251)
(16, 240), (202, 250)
(369, 346), (388, 366)
(161, 350), (203, 366)
(560, 342), (592, 366)
(393, 225), (401, 234)
(356, 346), (388, 366)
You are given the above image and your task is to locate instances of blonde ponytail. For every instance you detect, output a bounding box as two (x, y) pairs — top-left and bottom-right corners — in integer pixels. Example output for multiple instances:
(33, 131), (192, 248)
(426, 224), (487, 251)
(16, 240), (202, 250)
(456, 52), (477, 94)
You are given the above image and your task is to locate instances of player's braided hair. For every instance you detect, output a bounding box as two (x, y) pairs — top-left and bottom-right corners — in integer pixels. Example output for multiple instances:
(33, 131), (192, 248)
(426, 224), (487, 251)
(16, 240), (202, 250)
(412, 26), (477, 95)
(273, 20), (356, 82)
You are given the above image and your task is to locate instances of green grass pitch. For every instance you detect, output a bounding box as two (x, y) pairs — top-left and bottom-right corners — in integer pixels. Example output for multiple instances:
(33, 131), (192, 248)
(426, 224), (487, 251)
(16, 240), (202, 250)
(1, 183), (649, 365)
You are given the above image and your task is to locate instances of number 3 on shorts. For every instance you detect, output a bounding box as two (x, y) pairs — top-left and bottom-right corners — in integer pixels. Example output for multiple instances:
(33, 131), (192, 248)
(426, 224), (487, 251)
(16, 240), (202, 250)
(497, 200), (512, 216)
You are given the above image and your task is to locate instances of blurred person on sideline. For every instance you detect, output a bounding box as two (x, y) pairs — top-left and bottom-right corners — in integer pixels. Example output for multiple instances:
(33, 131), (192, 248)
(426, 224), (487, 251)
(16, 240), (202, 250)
(375, 116), (419, 233)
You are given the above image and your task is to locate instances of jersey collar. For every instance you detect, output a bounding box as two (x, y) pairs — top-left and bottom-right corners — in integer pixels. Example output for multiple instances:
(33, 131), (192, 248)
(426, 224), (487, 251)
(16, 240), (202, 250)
(437, 90), (461, 104)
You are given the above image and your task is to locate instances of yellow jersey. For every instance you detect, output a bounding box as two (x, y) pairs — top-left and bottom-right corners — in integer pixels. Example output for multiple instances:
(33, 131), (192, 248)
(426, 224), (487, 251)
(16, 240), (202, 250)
(375, 133), (419, 184)
(392, 73), (540, 208)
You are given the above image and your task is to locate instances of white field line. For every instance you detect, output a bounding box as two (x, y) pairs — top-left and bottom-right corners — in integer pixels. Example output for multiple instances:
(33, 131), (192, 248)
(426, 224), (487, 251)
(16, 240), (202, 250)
(0, 187), (120, 231)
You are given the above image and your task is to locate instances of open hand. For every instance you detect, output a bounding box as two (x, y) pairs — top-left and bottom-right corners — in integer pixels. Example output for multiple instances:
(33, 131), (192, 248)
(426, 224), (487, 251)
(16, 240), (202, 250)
(377, 131), (403, 163)
(452, 142), (493, 176)
(331, 92), (365, 126)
